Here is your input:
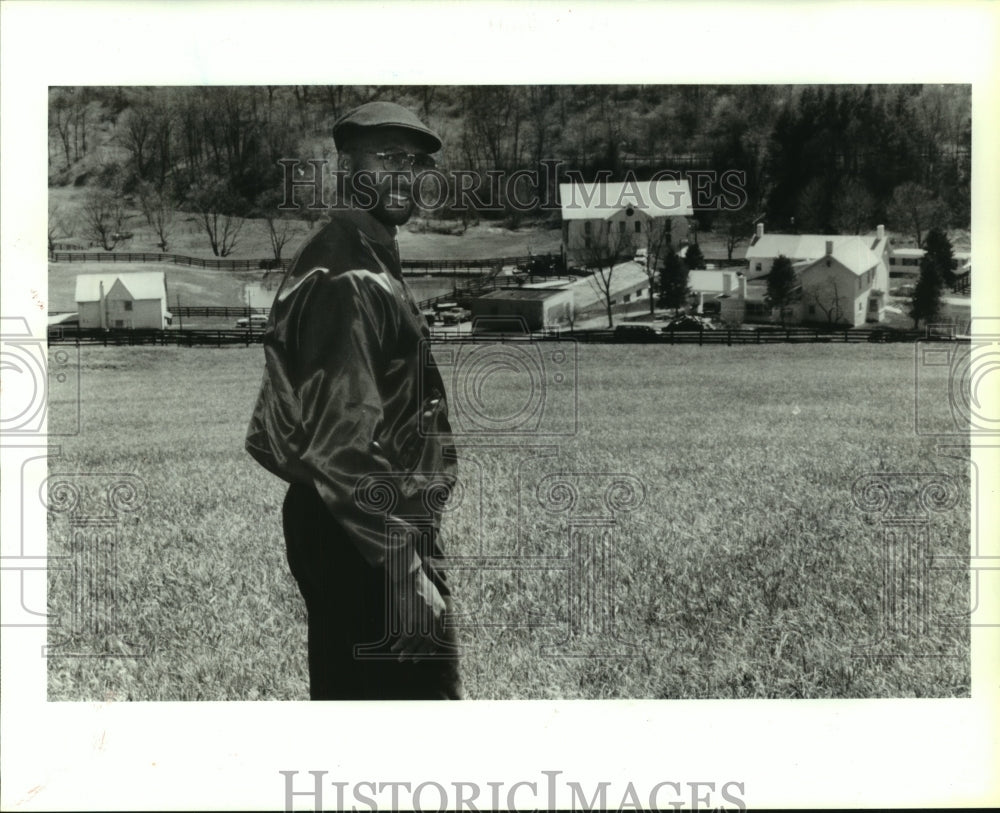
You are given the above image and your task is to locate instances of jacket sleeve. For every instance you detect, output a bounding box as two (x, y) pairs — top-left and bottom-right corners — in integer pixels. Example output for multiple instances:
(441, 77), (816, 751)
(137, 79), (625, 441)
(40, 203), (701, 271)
(288, 269), (420, 575)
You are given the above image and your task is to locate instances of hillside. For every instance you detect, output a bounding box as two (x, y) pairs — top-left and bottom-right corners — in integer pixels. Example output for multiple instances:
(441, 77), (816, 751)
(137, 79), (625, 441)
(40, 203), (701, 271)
(49, 84), (971, 246)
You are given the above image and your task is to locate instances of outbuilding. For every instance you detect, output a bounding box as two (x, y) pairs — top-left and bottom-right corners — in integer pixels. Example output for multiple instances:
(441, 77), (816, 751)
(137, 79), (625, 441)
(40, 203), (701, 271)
(74, 272), (171, 329)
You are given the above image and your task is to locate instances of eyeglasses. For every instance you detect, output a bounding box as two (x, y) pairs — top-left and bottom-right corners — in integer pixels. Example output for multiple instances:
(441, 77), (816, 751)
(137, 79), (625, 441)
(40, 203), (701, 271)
(368, 151), (437, 172)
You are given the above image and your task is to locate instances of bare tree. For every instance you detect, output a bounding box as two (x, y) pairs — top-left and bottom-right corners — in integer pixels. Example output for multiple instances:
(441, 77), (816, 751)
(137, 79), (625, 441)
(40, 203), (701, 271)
(80, 189), (132, 251)
(643, 217), (674, 315)
(581, 222), (633, 328)
(49, 92), (74, 168)
(887, 182), (946, 246)
(47, 202), (72, 251)
(255, 189), (300, 265)
(802, 278), (846, 325)
(831, 178), (875, 235)
(137, 182), (176, 252)
(118, 103), (155, 180)
(712, 210), (753, 261)
(189, 176), (246, 257)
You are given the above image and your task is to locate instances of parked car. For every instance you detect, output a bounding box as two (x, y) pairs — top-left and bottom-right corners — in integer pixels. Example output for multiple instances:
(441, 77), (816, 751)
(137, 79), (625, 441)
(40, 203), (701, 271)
(662, 315), (717, 332)
(47, 312), (80, 327)
(866, 326), (910, 343)
(614, 323), (660, 341)
(236, 314), (268, 328)
(634, 248), (649, 263)
(440, 307), (471, 325)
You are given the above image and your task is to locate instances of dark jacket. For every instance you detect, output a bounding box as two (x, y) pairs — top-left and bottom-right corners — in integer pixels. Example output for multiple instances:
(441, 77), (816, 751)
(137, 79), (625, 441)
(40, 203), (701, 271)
(246, 208), (457, 570)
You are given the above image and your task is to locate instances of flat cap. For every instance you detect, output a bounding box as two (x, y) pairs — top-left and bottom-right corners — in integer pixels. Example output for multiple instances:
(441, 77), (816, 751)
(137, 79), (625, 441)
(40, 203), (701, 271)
(333, 101), (442, 153)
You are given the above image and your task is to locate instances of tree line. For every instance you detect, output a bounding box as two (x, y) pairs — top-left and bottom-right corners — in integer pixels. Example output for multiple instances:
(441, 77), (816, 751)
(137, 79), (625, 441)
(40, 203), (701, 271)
(49, 85), (970, 257)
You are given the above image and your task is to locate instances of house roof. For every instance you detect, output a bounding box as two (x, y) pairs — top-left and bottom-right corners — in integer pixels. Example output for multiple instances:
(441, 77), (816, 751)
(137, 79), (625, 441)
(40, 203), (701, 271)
(75, 272), (167, 303)
(746, 234), (885, 276)
(558, 180), (693, 220)
(477, 288), (569, 301)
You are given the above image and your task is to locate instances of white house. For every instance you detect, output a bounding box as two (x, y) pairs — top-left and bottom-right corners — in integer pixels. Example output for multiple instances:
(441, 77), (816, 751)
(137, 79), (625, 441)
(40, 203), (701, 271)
(75, 272), (171, 329)
(559, 179), (694, 266)
(738, 224), (891, 326)
(888, 247), (971, 278)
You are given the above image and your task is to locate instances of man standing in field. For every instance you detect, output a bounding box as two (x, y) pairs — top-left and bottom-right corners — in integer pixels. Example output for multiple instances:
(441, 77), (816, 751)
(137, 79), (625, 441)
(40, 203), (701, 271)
(245, 102), (462, 700)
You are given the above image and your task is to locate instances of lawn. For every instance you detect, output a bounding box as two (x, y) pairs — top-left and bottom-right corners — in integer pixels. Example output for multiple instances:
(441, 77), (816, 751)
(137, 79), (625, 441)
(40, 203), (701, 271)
(46, 343), (970, 700)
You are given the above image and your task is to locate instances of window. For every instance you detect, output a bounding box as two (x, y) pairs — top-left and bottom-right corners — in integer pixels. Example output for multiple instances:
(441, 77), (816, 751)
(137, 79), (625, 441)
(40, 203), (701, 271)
(755, 262), (763, 272)
(585, 235), (591, 248)
(624, 294), (631, 303)
(114, 319), (125, 328)
(858, 302), (863, 312)
(636, 288), (644, 297)
(124, 301), (133, 311)
(808, 305), (816, 315)
(869, 299), (879, 312)
(634, 221), (641, 234)
(610, 299), (617, 305)
(619, 221), (625, 234)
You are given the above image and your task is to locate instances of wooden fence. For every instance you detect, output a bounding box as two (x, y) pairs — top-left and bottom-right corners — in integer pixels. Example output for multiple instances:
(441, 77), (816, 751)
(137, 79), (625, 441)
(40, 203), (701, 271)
(48, 250), (541, 274)
(49, 324), (958, 348)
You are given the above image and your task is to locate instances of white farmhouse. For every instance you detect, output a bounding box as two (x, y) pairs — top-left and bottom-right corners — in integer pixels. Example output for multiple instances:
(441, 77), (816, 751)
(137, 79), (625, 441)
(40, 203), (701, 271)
(738, 224), (891, 326)
(75, 272), (171, 329)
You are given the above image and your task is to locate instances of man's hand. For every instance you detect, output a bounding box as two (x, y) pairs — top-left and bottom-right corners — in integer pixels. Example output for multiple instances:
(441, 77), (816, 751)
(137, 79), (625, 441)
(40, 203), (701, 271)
(389, 556), (448, 661)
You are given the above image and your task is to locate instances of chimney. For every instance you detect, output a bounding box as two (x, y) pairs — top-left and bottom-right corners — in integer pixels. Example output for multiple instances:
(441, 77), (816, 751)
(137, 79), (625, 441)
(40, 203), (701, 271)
(825, 240), (833, 256)
(755, 223), (764, 239)
(876, 224), (885, 240)
(723, 273), (732, 294)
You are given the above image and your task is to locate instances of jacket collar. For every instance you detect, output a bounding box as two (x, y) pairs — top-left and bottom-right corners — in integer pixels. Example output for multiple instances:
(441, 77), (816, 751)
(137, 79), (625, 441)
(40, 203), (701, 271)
(340, 206), (398, 250)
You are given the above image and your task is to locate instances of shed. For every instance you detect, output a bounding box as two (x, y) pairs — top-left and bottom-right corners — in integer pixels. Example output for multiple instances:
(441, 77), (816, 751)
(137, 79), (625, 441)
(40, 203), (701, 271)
(75, 272), (170, 329)
(470, 287), (574, 332)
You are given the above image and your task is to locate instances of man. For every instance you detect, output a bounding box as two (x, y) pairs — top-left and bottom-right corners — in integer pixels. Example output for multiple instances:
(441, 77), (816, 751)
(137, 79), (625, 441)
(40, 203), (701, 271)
(246, 101), (462, 700)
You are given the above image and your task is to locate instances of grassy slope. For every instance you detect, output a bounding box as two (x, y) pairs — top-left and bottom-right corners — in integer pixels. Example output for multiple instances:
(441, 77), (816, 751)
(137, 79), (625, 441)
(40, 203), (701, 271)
(46, 343), (969, 700)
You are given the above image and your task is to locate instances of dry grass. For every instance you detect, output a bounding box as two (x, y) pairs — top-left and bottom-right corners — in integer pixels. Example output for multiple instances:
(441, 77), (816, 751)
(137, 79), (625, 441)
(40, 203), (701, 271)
(46, 343), (970, 700)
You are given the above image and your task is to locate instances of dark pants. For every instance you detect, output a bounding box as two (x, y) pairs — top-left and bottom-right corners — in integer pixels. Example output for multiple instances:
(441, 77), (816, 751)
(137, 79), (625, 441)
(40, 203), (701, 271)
(282, 483), (462, 700)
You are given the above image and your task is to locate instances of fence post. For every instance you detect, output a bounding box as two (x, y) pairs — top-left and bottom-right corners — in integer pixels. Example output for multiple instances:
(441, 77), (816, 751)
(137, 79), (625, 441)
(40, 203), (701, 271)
(727, 329), (732, 347)
(698, 327), (703, 346)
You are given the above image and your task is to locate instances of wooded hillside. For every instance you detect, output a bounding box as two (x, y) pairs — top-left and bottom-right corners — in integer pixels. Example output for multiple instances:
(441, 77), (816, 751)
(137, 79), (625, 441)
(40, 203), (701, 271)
(49, 84), (970, 240)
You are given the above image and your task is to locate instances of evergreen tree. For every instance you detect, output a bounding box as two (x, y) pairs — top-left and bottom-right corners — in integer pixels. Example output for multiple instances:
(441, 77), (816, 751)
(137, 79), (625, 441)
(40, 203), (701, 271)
(921, 227), (956, 287)
(657, 248), (689, 312)
(683, 242), (705, 271)
(909, 257), (943, 328)
(765, 255), (799, 326)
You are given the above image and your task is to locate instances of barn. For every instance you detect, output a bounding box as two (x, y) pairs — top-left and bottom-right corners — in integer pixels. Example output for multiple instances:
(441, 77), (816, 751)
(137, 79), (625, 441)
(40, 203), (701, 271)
(75, 272), (171, 329)
(559, 179), (693, 266)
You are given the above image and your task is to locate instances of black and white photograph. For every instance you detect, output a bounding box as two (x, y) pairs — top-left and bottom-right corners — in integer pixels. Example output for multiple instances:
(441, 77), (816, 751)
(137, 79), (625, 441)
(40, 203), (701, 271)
(2, 2), (998, 811)
(41, 81), (976, 703)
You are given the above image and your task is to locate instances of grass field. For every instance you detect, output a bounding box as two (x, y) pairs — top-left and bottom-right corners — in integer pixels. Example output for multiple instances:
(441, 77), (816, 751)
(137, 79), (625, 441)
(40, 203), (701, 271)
(46, 343), (970, 700)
